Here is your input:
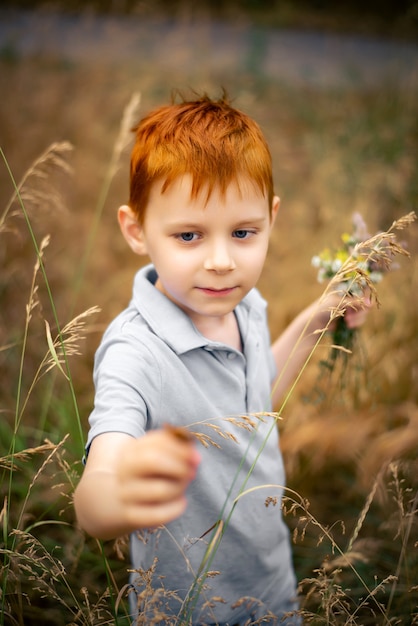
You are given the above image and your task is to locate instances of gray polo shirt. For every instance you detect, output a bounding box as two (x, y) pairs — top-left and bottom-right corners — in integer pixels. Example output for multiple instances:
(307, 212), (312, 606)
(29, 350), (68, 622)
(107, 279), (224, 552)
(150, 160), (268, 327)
(87, 264), (298, 625)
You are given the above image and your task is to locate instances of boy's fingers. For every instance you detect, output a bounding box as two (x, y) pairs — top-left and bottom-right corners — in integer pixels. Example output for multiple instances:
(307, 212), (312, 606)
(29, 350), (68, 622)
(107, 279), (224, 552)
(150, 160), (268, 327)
(345, 309), (368, 329)
(121, 475), (191, 505)
(344, 294), (373, 328)
(124, 496), (189, 529)
(118, 429), (200, 495)
(163, 423), (195, 442)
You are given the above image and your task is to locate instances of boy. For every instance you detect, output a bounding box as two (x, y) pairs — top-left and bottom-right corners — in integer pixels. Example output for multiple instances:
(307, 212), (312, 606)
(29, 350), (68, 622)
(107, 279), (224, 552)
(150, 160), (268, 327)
(74, 94), (367, 625)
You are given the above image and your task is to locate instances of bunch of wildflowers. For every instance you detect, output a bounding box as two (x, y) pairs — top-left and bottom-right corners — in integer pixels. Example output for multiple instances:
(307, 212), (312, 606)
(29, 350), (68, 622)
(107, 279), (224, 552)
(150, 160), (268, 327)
(311, 211), (415, 372)
(312, 212), (387, 296)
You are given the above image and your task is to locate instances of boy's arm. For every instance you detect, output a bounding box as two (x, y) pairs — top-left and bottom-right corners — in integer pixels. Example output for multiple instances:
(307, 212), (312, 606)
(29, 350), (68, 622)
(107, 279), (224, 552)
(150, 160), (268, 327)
(74, 429), (200, 540)
(270, 293), (371, 408)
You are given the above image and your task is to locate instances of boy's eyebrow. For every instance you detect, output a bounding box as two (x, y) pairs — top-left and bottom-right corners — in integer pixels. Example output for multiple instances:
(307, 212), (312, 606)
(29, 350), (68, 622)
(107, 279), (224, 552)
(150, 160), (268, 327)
(233, 216), (269, 226)
(165, 220), (204, 230)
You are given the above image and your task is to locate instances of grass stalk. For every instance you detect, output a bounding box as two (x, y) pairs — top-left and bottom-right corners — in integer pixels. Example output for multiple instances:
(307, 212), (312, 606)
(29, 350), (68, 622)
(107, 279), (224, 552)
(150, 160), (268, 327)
(385, 467), (418, 619)
(70, 92), (141, 311)
(0, 147), (84, 624)
(0, 147), (84, 450)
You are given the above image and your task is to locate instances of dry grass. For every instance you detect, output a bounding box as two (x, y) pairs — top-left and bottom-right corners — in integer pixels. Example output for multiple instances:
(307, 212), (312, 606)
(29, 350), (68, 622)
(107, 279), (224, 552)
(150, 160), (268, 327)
(0, 10), (417, 624)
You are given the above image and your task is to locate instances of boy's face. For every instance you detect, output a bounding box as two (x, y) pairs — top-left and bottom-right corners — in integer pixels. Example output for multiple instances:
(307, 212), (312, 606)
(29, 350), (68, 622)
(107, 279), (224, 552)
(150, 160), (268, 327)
(120, 175), (279, 330)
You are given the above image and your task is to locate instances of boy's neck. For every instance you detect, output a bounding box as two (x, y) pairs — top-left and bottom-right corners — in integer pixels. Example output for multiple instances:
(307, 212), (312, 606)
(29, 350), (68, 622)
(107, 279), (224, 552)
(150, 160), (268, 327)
(153, 275), (242, 351)
(194, 311), (242, 352)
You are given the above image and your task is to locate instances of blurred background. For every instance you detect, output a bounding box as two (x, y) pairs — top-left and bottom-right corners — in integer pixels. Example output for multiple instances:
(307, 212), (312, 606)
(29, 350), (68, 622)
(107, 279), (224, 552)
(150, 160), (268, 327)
(0, 2), (417, 624)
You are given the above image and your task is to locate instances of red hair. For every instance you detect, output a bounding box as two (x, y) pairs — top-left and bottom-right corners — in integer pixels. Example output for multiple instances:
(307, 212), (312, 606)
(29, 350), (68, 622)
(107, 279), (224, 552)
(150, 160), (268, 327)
(129, 93), (275, 223)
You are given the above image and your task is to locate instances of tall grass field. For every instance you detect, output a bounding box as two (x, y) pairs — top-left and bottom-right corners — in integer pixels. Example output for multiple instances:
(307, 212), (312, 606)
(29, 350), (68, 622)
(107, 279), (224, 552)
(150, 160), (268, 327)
(1, 8), (417, 625)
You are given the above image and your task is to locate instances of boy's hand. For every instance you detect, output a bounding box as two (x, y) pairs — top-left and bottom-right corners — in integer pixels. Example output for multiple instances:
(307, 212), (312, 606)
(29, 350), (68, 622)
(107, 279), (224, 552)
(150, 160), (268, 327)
(326, 290), (373, 331)
(116, 427), (200, 529)
(270, 290), (373, 408)
(343, 292), (373, 329)
(74, 427), (200, 539)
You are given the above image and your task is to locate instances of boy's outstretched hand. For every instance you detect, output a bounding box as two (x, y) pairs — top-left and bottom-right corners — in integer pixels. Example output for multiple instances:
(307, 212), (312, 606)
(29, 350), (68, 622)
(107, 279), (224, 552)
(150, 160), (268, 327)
(117, 427), (200, 530)
(74, 427), (200, 540)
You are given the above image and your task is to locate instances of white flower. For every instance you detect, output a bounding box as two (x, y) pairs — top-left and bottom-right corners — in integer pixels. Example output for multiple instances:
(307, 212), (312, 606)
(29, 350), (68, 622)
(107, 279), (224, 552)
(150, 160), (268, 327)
(331, 259), (343, 273)
(369, 271), (383, 283)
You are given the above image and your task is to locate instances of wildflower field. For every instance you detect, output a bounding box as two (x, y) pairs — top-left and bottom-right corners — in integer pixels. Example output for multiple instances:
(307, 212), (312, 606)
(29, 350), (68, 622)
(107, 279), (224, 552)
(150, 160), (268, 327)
(1, 5), (417, 625)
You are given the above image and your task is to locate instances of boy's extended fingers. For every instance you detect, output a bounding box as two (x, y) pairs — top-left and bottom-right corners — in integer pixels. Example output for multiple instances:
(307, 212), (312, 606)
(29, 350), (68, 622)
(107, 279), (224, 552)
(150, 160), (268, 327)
(114, 427), (200, 530)
(123, 495), (189, 529)
(118, 428), (200, 483)
(117, 429), (200, 527)
(120, 475), (190, 506)
(163, 423), (195, 442)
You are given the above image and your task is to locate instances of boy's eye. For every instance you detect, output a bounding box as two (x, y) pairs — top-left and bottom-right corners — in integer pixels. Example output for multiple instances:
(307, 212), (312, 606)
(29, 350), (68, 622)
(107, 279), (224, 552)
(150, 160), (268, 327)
(178, 232), (198, 242)
(233, 229), (252, 239)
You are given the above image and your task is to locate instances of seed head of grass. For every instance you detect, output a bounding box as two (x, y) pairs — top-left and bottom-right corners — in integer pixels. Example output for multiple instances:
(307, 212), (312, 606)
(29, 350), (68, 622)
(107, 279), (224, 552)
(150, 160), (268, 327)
(42, 305), (101, 379)
(1, 141), (73, 233)
(0, 440), (58, 472)
(189, 412), (277, 449)
(129, 557), (182, 626)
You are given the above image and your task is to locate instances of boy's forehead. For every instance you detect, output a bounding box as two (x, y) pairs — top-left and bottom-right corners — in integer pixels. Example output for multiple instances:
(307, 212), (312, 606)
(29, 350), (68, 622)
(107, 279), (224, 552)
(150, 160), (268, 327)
(153, 173), (269, 203)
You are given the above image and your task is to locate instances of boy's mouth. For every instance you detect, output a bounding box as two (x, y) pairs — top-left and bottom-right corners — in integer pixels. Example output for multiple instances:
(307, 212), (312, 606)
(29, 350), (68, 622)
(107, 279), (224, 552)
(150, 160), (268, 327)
(197, 286), (236, 296)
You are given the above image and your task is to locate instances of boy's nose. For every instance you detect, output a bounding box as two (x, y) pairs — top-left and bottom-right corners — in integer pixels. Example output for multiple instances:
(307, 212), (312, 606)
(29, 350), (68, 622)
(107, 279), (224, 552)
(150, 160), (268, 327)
(203, 239), (236, 272)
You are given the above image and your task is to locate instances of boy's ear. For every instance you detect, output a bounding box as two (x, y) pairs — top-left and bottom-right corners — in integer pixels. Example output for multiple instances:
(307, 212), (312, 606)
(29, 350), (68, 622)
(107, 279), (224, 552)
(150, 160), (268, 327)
(270, 196), (280, 226)
(118, 205), (148, 256)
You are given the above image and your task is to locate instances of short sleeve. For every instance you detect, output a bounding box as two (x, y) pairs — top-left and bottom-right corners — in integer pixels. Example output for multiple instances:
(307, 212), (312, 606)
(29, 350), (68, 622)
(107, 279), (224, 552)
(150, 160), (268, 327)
(86, 325), (162, 451)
